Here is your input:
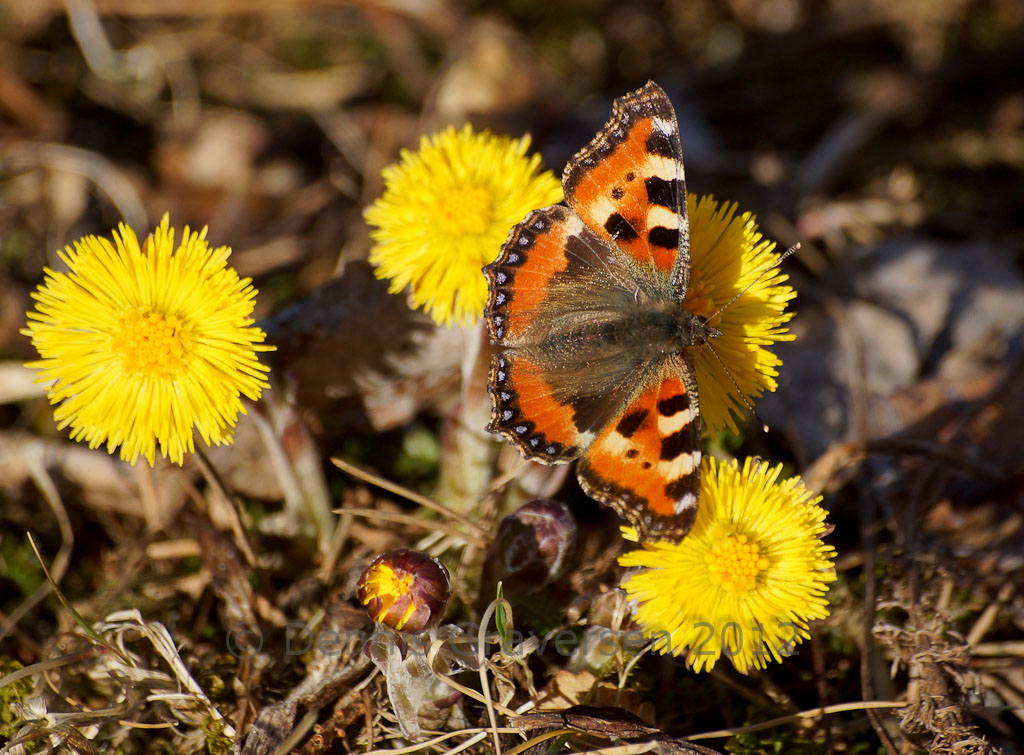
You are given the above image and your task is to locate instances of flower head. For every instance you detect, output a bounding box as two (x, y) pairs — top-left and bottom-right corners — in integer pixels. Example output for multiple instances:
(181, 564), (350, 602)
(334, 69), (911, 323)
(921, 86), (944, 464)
(482, 498), (577, 599)
(22, 215), (273, 466)
(619, 457), (835, 673)
(358, 550), (451, 633)
(365, 125), (563, 327)
(685, 194), (795, 435)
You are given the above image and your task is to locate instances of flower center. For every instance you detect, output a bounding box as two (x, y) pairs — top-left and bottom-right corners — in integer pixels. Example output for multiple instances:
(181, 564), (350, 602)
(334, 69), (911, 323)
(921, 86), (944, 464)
(438, 184), (492, 236)
(362, 564), (415, 622)
(111, 310), (193, 377)
(705, 533), (770, 592)
(685, 284), (717, 322)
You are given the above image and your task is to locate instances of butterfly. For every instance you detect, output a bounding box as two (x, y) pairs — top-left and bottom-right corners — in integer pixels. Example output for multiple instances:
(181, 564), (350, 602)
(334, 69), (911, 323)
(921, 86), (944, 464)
(482, 81), (720, 544)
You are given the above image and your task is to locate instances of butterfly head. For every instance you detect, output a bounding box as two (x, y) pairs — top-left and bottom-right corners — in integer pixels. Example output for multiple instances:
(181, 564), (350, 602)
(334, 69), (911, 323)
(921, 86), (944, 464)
(678, 310), (722, 349)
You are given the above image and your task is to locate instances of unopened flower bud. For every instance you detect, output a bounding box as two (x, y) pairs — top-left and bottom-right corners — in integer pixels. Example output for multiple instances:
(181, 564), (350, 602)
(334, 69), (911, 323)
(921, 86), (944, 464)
(483, 499), (576, 596)
(357, 550), (451, 633)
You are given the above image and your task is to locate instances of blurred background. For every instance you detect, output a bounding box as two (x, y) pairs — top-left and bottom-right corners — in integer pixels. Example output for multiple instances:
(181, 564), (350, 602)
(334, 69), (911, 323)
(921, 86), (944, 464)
(1, 0), (1023, 752)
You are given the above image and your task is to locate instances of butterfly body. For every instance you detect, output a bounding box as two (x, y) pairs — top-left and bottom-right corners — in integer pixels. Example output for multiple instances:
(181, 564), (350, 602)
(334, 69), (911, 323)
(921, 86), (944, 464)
(484, 82), (715, 543)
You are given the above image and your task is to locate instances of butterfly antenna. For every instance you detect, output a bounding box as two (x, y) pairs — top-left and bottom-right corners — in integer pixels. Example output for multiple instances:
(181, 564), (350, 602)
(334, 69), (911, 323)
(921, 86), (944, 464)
(697, 242), (800, 433)
(705, 242), (801, 324)
(702, 340), (770, 433)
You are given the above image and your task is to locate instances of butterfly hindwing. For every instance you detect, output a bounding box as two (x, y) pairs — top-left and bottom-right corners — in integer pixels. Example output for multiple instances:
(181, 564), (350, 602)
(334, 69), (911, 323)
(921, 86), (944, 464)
(486, 351), (586, 463)
(562, 81), (691, 297)
(576, 354), (701, 542)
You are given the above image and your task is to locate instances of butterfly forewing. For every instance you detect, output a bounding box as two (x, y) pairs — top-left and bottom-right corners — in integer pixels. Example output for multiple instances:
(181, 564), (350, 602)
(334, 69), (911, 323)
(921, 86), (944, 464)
(562, 82), (690, 297)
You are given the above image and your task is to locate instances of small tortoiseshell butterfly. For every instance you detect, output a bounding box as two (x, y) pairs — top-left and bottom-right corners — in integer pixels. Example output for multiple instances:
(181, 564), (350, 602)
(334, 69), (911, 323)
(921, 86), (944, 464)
(483, 81), (718, 544)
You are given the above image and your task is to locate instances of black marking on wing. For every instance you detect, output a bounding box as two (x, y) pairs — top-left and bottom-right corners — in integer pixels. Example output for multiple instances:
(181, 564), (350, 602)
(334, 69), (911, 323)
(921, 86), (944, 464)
(648, 227), (679, 250)
(645, 130), (675, 158)
(644, 176), (678, 208)
(660, 429), (693, 461)
(658, 393), (690, 415)
(604, 213), (639, 242)
(616, 409), (648, 438)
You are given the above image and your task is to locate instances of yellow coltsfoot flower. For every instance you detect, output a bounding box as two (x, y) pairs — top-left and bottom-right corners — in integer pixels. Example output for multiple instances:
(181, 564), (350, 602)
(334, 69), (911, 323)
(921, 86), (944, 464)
(684, 194), (796, 435)
(619, 456), (836, 673)
(365, 125), (563, 327)
(357, 549), (452, 634)
(22, 214), (273, 466)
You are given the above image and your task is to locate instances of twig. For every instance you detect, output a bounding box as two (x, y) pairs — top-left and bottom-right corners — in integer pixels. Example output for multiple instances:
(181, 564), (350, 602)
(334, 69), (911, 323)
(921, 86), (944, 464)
(542, 743), (659, 755)
(811, 627), (834, 754)
(0, 451), (73, 644)
(23, 534), (130, 664)
(971, 641), (1024, 656)
(688, 700), (908, 740)
(145, 539), (201, 560)
(332, 507), (486, 548)
(1, 142), (146, 230)
(859, 487), (900, 754)
(331, 456), (488, 537)
(486, 457), (531, 495)
(360, 725), (520, 753)
(424, 642), (517, 718)
(0, 648), (102, 690)
(437, 730), (495, 755)
(193, 446), (258, 567)
(618, 640), (657, 692)
(250, 401), (335, 554)
(502, 730), (574, 755)
(475, 597), (509, 755)
(318, 488), (359, 582)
